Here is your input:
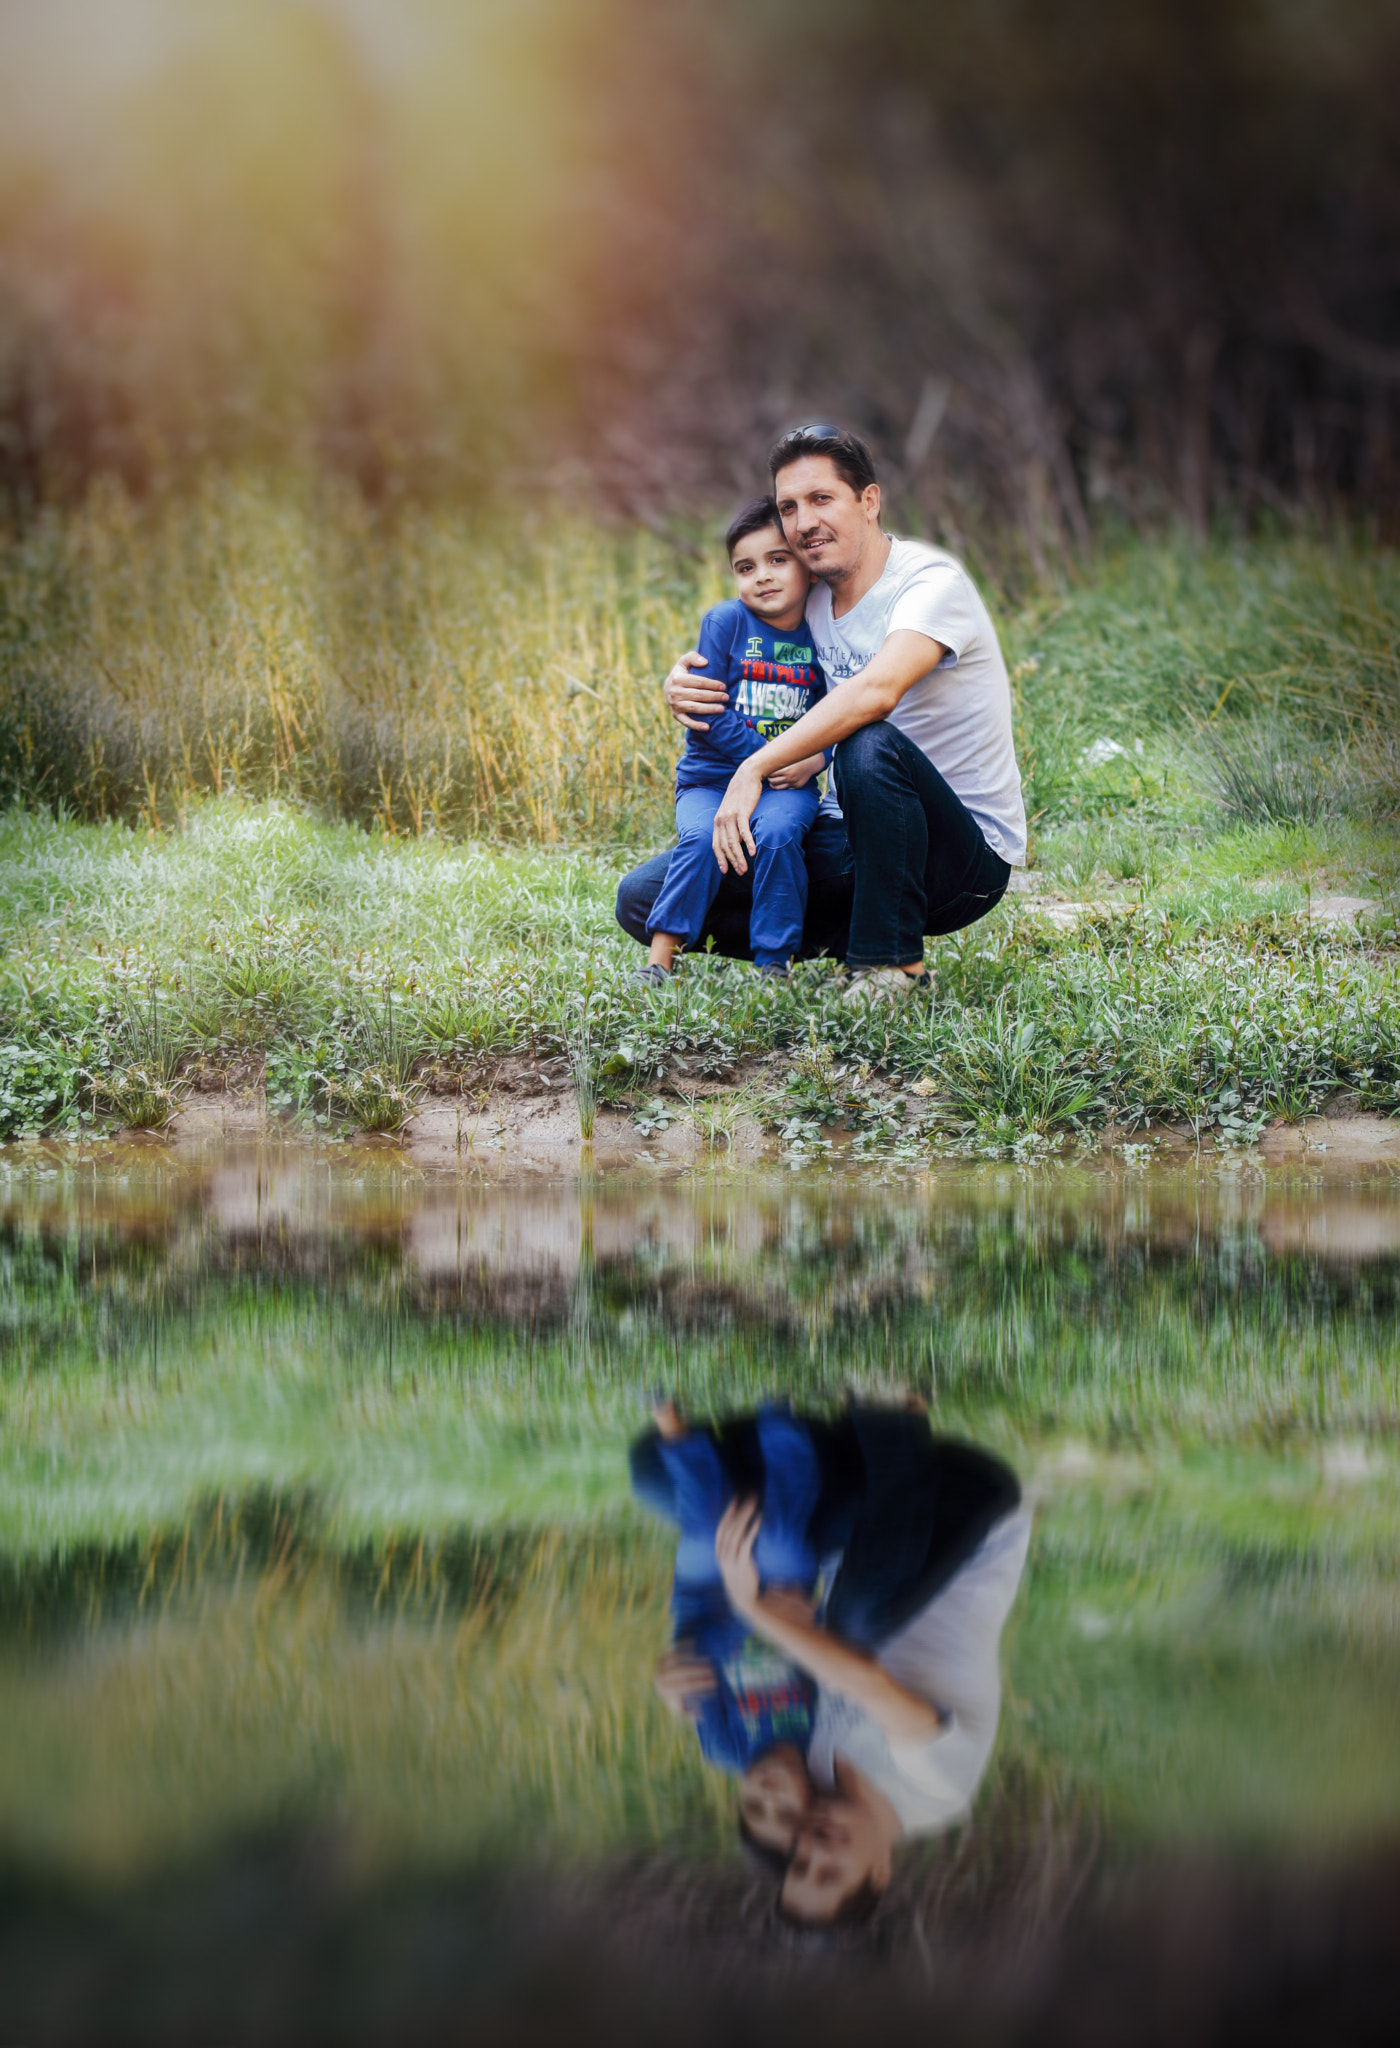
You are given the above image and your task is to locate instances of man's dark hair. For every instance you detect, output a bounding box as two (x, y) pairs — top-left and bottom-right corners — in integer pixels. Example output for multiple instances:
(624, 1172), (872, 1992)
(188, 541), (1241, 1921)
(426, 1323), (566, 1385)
(725, 496), (785, 557)
(768, 423), (879, 499)
(779, 1874), (884, 1931)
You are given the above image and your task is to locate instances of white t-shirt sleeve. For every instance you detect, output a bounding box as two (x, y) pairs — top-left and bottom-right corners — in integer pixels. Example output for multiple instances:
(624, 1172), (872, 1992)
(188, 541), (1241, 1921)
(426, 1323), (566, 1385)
(886, 563), (980, 665)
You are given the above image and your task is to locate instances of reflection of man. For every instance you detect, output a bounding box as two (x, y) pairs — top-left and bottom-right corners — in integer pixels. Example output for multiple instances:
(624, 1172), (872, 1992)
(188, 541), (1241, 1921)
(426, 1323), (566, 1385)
(633, 1400), (1028, 1920)
(715, 1414), (1029, 1928)
(616, 425), (1025, 1005)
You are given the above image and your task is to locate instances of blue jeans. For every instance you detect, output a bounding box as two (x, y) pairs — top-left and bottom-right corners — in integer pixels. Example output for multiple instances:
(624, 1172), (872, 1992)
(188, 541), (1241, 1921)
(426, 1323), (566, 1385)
(833, 722), (1011, 967)
(636, 1409), (822, 1649)
(645, 782), (820, 970)
(616, 807), (854, 963)
(823, 1412), (1022, 1650)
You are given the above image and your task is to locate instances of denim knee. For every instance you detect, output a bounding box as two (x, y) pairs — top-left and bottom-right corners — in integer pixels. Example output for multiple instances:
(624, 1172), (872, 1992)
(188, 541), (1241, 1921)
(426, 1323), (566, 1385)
(750, 811), (808, 850)
(615, 852), (672, 944)
(834, 721), (902, 794)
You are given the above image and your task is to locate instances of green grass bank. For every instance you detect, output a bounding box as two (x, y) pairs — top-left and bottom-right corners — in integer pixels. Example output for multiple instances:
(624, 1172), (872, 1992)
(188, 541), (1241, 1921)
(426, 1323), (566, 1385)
(1, 503), (1398, 1149)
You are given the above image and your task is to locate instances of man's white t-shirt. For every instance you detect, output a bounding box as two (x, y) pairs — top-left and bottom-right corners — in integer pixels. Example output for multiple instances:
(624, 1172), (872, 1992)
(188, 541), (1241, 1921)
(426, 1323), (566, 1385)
(805, 537), (1027, 866)
(806, 1509), (1032, 1836)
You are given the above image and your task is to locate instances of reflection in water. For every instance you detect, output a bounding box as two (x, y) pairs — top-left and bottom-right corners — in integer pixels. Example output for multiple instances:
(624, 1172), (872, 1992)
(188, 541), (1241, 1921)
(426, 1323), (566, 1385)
(2, 1139), (1400, 2026)
(634, 1401), (1028, 1925)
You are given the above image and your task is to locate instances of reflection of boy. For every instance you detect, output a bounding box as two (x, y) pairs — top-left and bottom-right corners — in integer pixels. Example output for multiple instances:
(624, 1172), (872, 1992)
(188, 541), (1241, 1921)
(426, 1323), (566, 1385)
(640, 500), (829, 982)
(631, 1404), (823, 1776)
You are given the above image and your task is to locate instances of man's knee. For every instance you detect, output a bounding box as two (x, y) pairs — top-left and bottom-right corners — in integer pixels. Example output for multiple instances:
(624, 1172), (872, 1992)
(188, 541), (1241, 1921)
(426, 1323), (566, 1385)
(834, 720), (903, 794)
(615, 851), (672, 943)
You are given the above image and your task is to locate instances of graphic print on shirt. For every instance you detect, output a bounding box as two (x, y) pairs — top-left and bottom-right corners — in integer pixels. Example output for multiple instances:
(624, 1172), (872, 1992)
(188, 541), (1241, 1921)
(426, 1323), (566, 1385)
(810, 643), (869, 683)
(734, 635), (824, 740)
(718, 1635), (814, 1750)
(676, 599), (828, 789)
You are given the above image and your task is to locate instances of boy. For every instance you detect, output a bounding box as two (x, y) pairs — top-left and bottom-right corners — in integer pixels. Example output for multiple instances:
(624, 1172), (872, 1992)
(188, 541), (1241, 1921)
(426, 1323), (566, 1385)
(638, 500), (830, 983)
(632, 1400), (823, 1782)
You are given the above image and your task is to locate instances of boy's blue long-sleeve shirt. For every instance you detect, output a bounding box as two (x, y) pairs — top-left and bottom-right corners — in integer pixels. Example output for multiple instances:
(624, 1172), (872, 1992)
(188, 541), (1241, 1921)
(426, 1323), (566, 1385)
(675, 598), (829, 792)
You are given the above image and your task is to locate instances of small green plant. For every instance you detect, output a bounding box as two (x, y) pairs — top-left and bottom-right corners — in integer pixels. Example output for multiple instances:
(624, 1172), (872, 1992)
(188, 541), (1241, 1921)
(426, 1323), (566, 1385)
(784, 1028), (844, 1123)
(331, 1066), (424, 1135)
(564, 988), (615, 1145)
(86, 1062), (189, 1131)
(631, 1097), (677, 1137)
(682, 1087), (755, 1156)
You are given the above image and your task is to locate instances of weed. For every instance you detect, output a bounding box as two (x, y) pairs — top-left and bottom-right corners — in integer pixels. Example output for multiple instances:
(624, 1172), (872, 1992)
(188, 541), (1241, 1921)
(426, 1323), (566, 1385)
(632, 1097), (679, 1138)
(84, 1064), (188, 1132)
(1192, 717), (1353, 826)
(680, 1087), (755, 1156)
(330, 1067), (424, 1135)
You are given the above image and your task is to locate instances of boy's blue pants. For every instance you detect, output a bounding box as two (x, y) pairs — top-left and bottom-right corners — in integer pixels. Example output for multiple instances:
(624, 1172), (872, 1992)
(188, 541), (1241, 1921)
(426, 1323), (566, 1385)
(645, 782), (820, 970)
(655, 1409), (821, 1653)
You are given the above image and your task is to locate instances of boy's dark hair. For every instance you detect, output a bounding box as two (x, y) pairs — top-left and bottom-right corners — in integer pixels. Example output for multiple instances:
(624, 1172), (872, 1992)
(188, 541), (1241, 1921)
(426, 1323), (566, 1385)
(769, 423), (879, 500)
(738, 1812), (792, 1878)
(725, 496), (786, 557)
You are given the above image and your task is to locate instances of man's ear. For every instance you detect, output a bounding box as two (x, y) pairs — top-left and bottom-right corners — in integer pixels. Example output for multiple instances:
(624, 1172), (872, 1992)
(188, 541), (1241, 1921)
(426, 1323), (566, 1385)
(862, 483), (882, 523)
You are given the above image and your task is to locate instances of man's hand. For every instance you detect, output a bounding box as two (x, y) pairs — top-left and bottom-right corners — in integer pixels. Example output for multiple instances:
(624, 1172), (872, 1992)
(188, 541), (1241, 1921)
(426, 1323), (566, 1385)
(756, 1587), (817, 1630)
(712, 761), (764, 874)
(654, 1646), (716, 1718)
(715, 1496), (763, 1617)
(766, 752), (826, 791)
(663, 653), (729, 733)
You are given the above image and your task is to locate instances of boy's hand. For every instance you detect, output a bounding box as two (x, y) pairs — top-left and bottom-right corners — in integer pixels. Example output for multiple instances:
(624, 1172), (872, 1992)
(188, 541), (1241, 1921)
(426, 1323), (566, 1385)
(715, 1496), (763, 1615)
(766, 752), (826, 790)
(712, 762), (763, 874)
(663, 653), (728, 732)
(655, 1647), (716, 1716)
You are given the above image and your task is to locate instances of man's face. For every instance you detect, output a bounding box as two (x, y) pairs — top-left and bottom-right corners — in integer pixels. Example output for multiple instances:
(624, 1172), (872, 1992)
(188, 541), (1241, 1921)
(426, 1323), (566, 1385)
(739, 1746), (813, 1857)
(779, 1793), (892, 1924)
(729, 525), (810, 621)
(772, 455), (881, 582)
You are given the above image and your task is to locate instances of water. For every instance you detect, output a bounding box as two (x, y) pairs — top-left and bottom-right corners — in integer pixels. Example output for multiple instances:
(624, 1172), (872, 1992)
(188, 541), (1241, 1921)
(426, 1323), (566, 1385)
(3, 1138), (1399, 2030)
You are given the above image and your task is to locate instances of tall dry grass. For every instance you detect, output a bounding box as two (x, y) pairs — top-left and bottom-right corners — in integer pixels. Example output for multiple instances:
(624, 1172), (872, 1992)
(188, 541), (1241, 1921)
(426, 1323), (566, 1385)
(0, 475), (712, 841)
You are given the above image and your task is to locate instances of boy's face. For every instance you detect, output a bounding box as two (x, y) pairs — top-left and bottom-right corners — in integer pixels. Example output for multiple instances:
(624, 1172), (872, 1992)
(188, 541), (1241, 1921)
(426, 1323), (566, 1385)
(729, 525), (810, 623)
(739, 1745), (813, 1856)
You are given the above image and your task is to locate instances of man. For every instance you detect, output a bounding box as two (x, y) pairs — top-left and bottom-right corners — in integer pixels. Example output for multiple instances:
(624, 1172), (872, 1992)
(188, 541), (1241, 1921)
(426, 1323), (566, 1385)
(616, 425), (1025, 1005)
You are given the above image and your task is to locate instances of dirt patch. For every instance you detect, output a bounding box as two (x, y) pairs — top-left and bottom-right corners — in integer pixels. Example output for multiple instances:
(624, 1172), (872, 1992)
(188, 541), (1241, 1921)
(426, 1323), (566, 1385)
(157, 1075), (1400, 1181)
(163, 1076), (775, 1174)
(1256, 1109), (1400, 1168)
(169, 1087), (267, 1141)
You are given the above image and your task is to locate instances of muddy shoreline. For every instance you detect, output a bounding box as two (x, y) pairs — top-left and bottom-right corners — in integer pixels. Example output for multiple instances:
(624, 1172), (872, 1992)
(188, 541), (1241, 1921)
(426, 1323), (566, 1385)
(81, 1058), (1400, 1181)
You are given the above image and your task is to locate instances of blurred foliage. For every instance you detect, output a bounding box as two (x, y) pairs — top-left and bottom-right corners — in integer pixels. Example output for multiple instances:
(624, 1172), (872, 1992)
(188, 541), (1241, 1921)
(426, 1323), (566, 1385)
(0, 0), (1398, 555)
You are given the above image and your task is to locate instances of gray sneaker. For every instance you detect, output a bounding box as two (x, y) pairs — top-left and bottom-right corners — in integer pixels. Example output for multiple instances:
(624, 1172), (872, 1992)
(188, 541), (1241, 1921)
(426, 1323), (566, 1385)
(841, 966), (932, 1008)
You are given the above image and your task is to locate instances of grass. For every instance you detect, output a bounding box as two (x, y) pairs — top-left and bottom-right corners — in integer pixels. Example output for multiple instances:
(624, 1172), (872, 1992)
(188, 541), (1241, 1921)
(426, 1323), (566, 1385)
(3, 482), (1398, 843)
(0, 479), (711, 844)
(0, 795), (1395, 1154)
(1, 494), (1398, 1148)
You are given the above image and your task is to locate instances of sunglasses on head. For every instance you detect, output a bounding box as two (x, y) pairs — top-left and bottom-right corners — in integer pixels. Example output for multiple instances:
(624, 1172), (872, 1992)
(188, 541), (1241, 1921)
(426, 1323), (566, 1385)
(775, 421), (845, 445)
